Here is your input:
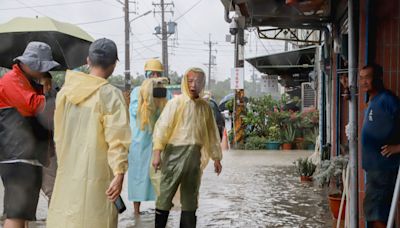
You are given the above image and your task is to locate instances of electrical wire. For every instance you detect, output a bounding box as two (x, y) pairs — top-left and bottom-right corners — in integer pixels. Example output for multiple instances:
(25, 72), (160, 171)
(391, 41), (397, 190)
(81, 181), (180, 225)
(174, 0), (204, 21)
(15, 0), (47, 16)
(253, 30), (270, 54)
(75, 16), (124, 25)
(0, 0), (101, 10)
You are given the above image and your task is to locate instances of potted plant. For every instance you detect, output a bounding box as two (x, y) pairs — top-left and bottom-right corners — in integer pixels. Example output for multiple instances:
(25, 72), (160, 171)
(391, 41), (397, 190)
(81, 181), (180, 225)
(304, 127), (319, 150)
(294, 157), (317, 182)
(314, 155), (349, 220)
(282, 124), (296, 150)
(245, 136), (266, 150)
(291, 112), (306, 149)
(265, 125), (281, 150)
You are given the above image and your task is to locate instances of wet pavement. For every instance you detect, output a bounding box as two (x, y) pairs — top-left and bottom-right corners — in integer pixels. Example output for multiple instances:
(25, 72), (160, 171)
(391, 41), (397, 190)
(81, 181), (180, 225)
(0, 150), (332, 227)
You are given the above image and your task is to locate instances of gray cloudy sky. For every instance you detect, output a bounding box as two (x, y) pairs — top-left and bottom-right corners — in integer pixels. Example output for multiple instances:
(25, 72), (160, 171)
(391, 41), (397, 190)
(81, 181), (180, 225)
(0, 0), (284, 81)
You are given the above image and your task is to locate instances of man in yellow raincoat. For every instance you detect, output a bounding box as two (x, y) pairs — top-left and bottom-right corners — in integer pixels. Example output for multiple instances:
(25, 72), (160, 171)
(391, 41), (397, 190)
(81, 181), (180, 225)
(152, 67), (223, 228)
(47, 38), (131, 228)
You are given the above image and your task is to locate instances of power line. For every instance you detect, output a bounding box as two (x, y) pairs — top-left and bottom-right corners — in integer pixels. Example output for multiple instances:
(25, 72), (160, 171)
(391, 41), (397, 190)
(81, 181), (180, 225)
(132, 35), (158, 53)
(253, 30), (270, 54)
(75, 16), (124, 25)
(174, 7), (206, 40)
(100, 0), (122, 9)
(174, 0), (204, 21)
(0, 0), (101, 10)
(15, 0), (47, 16)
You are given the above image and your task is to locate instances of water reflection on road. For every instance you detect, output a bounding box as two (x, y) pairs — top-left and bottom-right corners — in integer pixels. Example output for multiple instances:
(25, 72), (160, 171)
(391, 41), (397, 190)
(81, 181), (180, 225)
(1, 150), (331, 228)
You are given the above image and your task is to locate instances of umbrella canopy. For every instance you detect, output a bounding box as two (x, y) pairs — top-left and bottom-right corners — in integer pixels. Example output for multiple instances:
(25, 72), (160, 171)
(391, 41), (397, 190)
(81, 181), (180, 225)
(0, 17), (94, 70)
(218, 93), (248, 111)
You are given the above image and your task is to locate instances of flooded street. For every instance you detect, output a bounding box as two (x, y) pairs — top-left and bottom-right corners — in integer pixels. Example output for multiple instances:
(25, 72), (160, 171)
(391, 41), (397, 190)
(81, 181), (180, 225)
(1, 150), (332, 227)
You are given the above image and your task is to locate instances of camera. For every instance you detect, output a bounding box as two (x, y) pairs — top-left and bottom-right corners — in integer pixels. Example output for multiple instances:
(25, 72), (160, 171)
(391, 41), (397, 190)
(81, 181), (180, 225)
(229, 19), (238, 35)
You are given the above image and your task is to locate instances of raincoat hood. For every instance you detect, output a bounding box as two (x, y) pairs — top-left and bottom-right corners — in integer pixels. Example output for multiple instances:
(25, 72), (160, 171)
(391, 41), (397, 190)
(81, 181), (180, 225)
(181, 67), (206, 100)
(137, 77), (168, 131)
(62, 70), (108, 105)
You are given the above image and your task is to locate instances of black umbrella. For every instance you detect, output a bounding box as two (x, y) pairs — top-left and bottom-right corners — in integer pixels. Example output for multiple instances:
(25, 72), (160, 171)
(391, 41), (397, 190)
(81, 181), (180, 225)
(0, 17), (94, 70)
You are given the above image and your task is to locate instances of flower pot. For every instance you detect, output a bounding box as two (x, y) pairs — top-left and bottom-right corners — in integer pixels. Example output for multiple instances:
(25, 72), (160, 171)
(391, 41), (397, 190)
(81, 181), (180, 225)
(300, 175), (312, 182)
(328, 193), (346, 220)
(265, 142), (281, 150)
(282, 143), (292, 150)
(294, 137), (305, 149)
(307, 144), (315, 150)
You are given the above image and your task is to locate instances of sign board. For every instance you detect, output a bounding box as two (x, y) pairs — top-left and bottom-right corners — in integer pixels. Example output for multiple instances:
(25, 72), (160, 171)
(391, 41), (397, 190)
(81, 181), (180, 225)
(260, 75), (279, 93)
(230, 67), (244, 90)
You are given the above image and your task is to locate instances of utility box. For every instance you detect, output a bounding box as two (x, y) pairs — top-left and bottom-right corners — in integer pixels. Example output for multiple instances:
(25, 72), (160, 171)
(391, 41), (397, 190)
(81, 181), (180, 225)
(167, 21), (177, 34)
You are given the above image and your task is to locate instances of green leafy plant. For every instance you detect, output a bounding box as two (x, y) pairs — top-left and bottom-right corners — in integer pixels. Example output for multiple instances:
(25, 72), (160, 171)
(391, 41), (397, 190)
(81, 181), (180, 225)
(267, 125), (281, 142)
(282, 124), (296, 143)
(245, 136), (267, 150)
(225, 100), (234, 113)
(304, 127), (319, 145)
(243, 95), (279, 138)
(294, 158), (317, 177)
(313, 155), (349, 191)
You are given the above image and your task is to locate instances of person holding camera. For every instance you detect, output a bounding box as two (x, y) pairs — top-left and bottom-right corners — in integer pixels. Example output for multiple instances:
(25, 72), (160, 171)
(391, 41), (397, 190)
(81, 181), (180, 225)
(127, 59), (170, 216)
(46, 38), (131, 228)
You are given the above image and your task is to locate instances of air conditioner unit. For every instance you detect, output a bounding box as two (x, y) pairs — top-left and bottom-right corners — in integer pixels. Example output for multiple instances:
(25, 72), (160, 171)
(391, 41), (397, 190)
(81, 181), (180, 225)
(301, 82), (316, 110)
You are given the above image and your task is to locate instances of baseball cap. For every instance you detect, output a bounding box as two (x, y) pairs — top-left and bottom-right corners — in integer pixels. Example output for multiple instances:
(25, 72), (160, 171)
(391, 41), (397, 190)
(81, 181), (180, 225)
(88, 38), (119, 66)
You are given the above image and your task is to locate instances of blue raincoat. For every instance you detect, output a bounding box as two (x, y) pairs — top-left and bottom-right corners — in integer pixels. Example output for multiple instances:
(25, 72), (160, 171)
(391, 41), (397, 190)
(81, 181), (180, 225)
(128, 86), (170, 201)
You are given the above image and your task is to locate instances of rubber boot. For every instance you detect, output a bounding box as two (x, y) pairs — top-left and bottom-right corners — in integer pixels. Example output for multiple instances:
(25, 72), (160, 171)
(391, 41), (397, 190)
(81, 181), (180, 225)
(155, 209), (169, 228)
(180, 211), (197, 228)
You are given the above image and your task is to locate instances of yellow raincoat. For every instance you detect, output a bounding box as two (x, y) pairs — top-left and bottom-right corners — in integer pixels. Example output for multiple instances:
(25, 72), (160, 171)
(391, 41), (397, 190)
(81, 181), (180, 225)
(47, 70), (131, 228)
(152, 67), (222, 211)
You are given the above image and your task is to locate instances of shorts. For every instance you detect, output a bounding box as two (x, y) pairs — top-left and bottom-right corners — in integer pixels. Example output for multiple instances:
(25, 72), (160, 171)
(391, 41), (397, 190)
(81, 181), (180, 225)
(364, 169), (397, 223)
(0, 162), (42, 220)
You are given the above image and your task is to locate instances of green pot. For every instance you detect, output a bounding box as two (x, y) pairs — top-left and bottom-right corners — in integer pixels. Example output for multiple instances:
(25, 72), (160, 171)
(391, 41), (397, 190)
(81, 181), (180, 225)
(307, 144), (315, 150)
(265, 142), (281, 150)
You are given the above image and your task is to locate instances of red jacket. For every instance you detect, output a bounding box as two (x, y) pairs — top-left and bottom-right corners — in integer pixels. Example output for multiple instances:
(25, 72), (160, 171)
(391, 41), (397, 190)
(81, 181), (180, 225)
(0, 64), (45, 117)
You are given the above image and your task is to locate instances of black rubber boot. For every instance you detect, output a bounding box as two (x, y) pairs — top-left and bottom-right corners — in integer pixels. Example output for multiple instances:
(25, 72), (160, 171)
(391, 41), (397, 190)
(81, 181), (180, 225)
(155, 209), (170, 228)
(179, 211), (197, 228)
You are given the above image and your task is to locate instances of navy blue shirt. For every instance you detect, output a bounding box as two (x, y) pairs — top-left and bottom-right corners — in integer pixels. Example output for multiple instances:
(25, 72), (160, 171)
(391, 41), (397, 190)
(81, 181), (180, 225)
(362, 90), (400, 171)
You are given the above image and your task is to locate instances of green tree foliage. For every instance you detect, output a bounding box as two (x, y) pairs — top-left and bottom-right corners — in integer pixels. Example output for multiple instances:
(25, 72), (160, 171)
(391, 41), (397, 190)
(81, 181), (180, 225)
(52, 71), (66, 87)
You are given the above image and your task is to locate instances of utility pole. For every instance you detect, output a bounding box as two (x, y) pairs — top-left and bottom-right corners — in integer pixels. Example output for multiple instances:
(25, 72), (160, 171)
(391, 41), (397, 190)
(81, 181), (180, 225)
(118, 1), (151, 92)
(205, 34), (217, 89)
(233, 27), (245, 146)
(153, 0), (174, 78)
(123, 0), (131, 92)
(161, 0), (168, 77)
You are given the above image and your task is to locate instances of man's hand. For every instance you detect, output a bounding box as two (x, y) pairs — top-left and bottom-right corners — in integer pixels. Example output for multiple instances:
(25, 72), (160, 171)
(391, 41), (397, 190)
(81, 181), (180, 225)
(106, 174), (124, 202)
(152, 150), (161, 172)
(381, 144), (400, 157)
(214, 160), (222, 176)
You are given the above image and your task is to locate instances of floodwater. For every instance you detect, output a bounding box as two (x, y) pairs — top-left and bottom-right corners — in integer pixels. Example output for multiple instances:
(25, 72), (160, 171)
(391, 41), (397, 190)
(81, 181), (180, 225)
(0, 150), (332, 228)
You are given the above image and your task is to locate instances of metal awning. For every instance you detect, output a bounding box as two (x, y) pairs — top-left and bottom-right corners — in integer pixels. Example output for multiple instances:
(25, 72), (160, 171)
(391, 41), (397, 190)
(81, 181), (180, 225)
(246, 46), (316, 75)
(221, 0), (332, 29)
